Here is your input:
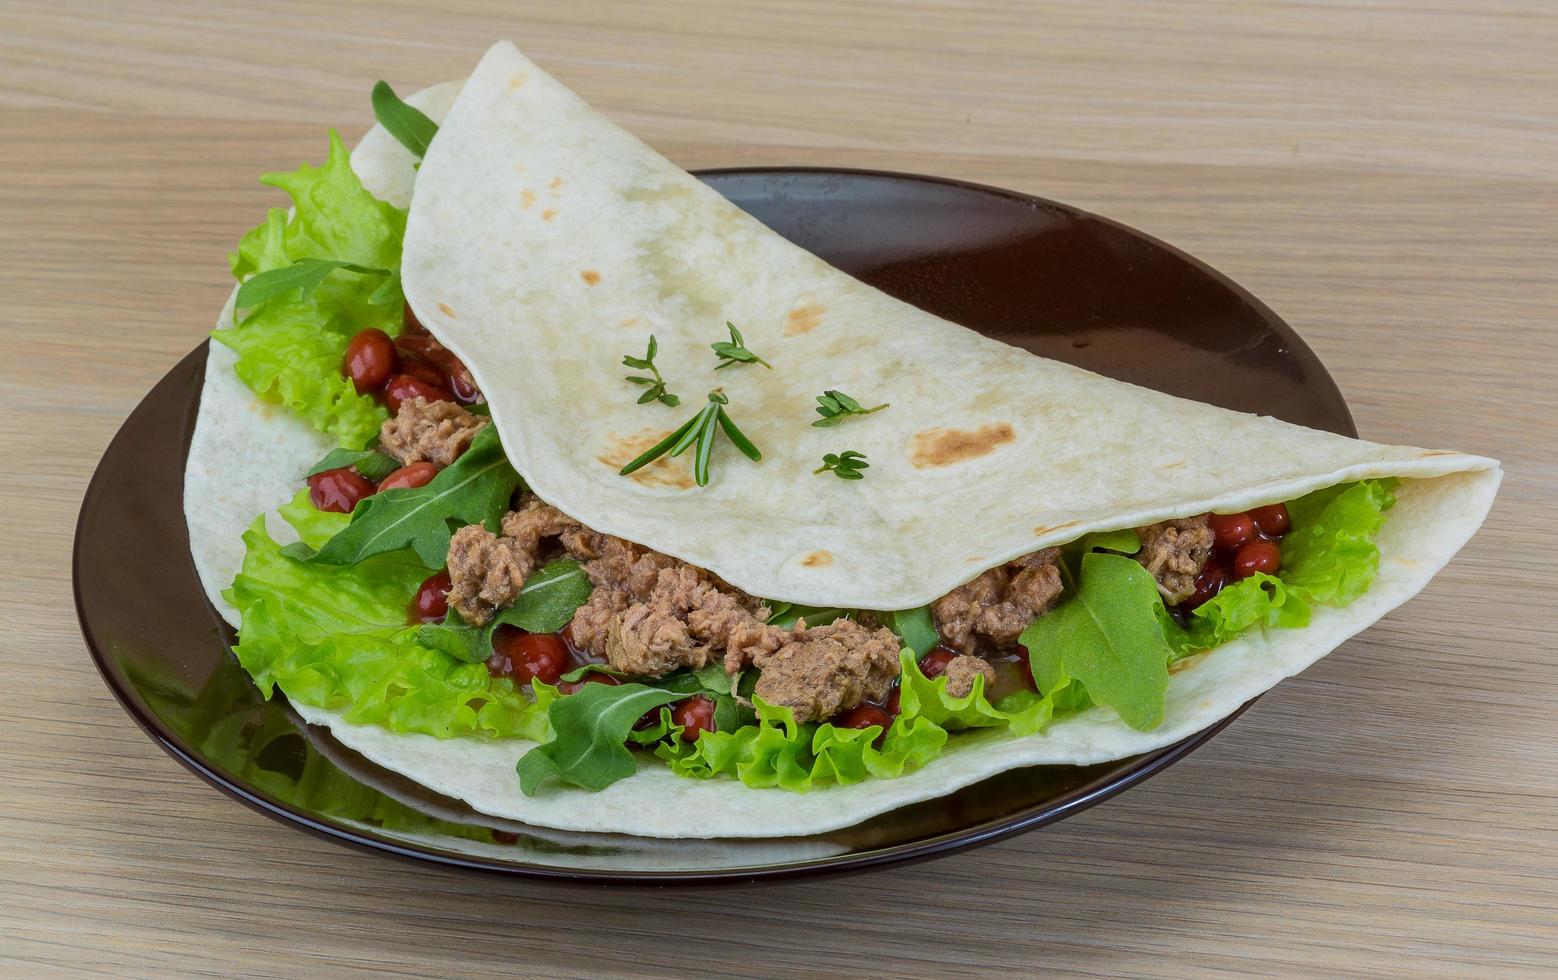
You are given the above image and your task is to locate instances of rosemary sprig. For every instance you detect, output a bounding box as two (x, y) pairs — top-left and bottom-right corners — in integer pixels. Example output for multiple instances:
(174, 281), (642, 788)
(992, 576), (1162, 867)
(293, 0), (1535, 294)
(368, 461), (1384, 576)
(711, 321), (772, 370)
(814, 450), (869, 480)
(619, 391), (762, 487)
(622, 335), (680, 407)
(811, 389), (889, 427)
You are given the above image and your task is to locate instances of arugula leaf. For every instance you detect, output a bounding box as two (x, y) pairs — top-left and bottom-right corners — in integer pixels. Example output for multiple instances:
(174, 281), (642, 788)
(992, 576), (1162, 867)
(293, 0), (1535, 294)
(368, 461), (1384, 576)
(304, 445), (399, 482)
(236, 258), (390, 310)
(371, 80), (439, 159)
(1019, 552), (1172, 731)
(881, 606), (939, 656)
(517, 684), (686, 793)
(310, 425), (519, 567)
(417, 559), (592, 663)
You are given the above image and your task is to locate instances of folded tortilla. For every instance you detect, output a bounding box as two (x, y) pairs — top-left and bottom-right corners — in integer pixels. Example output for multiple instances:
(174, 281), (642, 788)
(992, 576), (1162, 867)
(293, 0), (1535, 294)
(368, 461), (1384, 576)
(185, 42), (1499, 837)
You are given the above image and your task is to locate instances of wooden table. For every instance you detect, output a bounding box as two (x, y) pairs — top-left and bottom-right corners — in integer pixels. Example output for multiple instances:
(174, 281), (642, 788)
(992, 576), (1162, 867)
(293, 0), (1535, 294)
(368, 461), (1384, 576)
(5, 2), (1554, 974)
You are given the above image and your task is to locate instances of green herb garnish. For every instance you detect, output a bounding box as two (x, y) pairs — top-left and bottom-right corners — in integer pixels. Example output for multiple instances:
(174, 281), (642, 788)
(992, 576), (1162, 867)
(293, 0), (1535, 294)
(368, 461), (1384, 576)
(235, 258), (393, 310)
(371, 80), (439, 159)
(811, 389), (888, 427)
(710, 321), (772, 370)
(814, 450), (869, 480)
(619, 391), (761, 487)
(621, 335), (680, 407)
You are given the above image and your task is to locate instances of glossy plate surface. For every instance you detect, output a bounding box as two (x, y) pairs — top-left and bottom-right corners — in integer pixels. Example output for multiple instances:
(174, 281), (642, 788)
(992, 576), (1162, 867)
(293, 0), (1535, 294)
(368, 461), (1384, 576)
(76, 169), (1355, 882)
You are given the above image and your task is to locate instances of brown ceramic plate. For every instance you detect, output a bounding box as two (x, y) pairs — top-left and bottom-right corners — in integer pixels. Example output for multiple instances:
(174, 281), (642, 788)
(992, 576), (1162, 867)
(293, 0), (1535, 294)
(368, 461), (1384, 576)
(76, 169), (1354, 883)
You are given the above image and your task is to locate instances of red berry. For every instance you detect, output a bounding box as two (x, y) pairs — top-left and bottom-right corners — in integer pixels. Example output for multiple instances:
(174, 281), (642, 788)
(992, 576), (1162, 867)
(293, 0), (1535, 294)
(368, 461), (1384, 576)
(1209, 512), (1256, 551)
(671, 695), (717, 743)
(918, 648), (957, 678)
(1183, 562), (1228, 610)
(384, 374), (452, 412)
(1231, 540), (1282, 580)
(307, 466), (375, 513)
(342, 328), (397, 394)
(1249, 503), (1291, 537)
(487, 630), (570, 686)
(378, 461), (440, 491)
(409, 570), (451, 624)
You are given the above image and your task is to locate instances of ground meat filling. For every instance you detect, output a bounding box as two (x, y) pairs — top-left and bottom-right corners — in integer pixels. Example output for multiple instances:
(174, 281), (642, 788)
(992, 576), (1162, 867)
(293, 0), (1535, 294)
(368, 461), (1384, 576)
(931, 548), (1065, 656)
(445, 524), (533, 626)
(379, 396), (487, 468)
(443, 498), (902, 719)
(1136, 516), (1214, 604)
(943, 654), (997, 699)
(735, 620), (901, 723)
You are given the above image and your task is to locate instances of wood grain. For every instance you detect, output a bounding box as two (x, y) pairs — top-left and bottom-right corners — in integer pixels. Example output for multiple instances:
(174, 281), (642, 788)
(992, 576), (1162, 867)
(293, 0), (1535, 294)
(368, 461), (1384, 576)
(3, 1), (1554, 975)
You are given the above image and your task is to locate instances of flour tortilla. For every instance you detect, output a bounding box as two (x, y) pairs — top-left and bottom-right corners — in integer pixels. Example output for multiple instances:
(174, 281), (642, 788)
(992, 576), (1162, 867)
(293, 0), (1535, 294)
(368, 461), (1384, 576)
(185, 45), (1499, 838)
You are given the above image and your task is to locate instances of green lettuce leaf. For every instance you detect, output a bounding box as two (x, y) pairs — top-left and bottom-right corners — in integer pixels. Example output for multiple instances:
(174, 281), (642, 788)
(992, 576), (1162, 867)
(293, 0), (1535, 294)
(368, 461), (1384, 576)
(227, 517), (548, 741)
(1176, 478), (1399, 653)
(276, 487), (352, 552)
(214, 130), (406, 449)
(1280, 478), (1397, 605)
(650, 651), (1060, 793)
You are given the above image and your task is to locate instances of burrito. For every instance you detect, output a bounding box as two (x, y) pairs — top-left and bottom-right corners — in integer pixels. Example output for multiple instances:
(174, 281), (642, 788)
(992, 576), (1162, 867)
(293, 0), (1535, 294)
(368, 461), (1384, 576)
(185, 42), (1499, 838)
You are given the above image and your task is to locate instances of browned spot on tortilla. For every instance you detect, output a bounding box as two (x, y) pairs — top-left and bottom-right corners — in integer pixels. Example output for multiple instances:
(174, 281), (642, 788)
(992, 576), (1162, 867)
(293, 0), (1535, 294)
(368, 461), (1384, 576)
(1169, 653), (1205, 674)
(619, 316), (641, 328)
(801, 550), (833, 568)
(784, 302), (825, 336)
(1420, 450), (1458, 457)
(581, 270), (601, 286)
(597, 429), (695, 490)
(437, 303), (456, 318)
(1033, 520), (1080, 537)
(1161, 460), (1187, 469)
(520, 189), (536, 210)
(910, 422), (1015, 469)
(542, 208), (558, 221)
(508, 73), (528, 91)
(549, 177), (564, 193)
(964, 555), (985, 563)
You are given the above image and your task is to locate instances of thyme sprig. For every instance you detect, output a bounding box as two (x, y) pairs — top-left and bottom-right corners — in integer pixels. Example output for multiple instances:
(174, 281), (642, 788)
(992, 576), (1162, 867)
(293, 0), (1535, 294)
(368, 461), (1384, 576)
(814, 450), (869, 480)
(619, 391), (762, 487)
(811, 389), (889, 427)
(711, 321), (772, 370)
(622, 335), (680, 407)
